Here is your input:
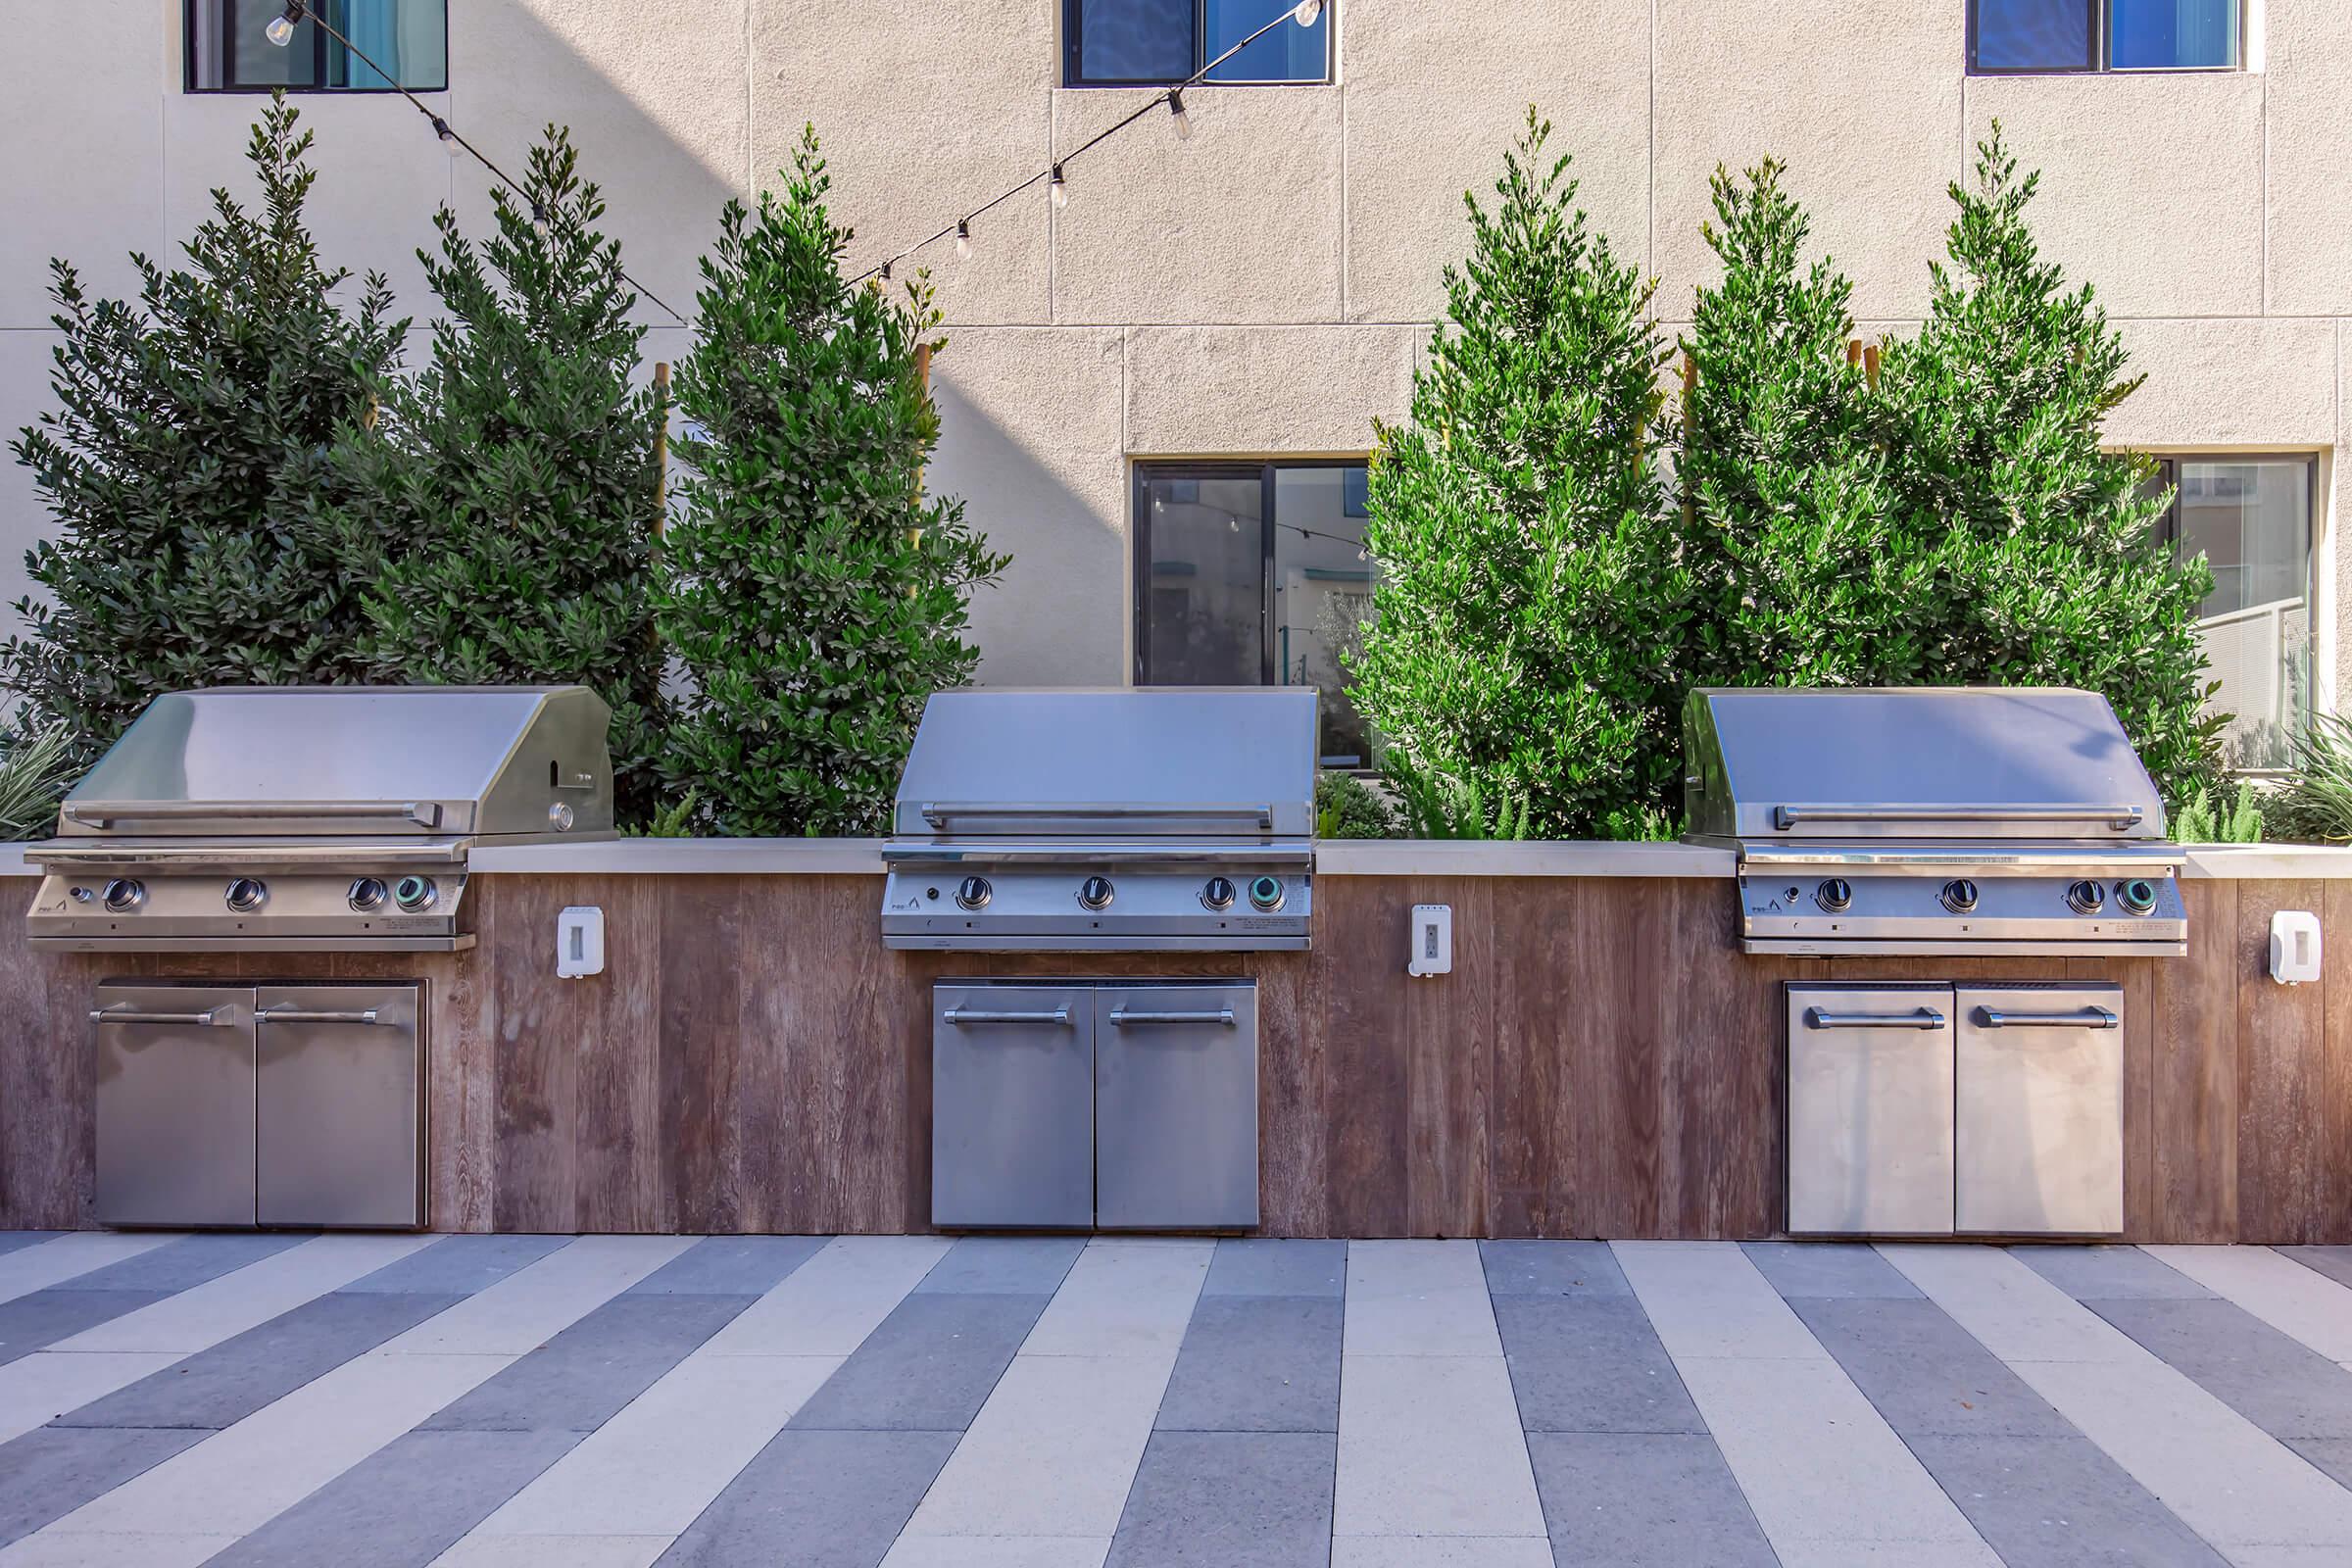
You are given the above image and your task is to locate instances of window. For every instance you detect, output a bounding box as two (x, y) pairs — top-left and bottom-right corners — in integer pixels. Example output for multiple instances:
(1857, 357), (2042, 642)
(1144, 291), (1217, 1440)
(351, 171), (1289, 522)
(1968, 0), (2238, 73)
(186, 1), (448, 92)
(2151, 456), (2316, 772)
(1065, 0), (1330, 86)
(1134, 461), (1374, 767)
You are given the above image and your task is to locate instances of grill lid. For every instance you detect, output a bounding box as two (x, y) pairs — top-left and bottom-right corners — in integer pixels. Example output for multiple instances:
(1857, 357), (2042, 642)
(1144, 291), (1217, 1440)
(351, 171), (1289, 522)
(892, 688), (1318, 840)
(1683, 687), (2167, 844)
(50, 686), (615, 841)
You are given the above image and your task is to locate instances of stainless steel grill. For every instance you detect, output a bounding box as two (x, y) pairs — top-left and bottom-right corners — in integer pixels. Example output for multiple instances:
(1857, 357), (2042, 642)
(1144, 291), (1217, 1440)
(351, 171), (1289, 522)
(1683, 687), (2186, 957)
(27, 686), (615, 953)
(882, 688), (1316, 952)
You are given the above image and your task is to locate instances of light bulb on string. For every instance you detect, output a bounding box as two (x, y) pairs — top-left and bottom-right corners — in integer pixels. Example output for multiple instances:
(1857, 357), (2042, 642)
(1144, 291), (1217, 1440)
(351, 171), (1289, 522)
(1050, 165), (1068, 210)
(265, 1), (303, 46)
(881, 259), (893, 281)
(430, 117), (462, 159)
(1166, 88), (1193, 141)
(955, 220), (972, 260)
(530, 200), (551, 236)
(1293, 0), (1324, 24)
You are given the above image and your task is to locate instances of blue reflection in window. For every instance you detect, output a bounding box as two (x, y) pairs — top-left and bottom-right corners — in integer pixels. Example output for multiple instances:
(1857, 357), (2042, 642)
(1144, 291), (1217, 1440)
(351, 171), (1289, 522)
(1972, 0), (2094, 71)
(2109, 0), (2237, 69)
(1205, 0), (1328, 82)
(1076, 0), (1193, 84)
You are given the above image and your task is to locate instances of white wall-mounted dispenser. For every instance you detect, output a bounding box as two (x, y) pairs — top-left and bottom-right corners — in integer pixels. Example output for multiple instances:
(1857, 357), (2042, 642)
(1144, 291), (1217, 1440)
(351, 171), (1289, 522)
(2270, 909), (2322, 985)
(557, 906), (607, 979)
(1408, 905), (1452, 978)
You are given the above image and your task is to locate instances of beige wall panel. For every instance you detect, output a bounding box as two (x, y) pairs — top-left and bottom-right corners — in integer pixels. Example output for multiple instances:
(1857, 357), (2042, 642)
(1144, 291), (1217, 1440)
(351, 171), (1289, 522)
(450, 1), (747, 328)
(1051, 86), (1345, 325)
(162, 88), (451, 320)
(929, 327), (1129, 685)
(2104, 318), (2338, 450)
(1125, 324), (1412, 456)
(0, 331), (65, 621)
(2337, 320), (2350, 710)
(754, 0), (1052, 327)
(2266, 0), (2352, 316)
(1, 3), (164, 328)
(1652, 0), (1962, 321)
(1340, 0), (1650, 324)
(1966, 73), (2263, 320)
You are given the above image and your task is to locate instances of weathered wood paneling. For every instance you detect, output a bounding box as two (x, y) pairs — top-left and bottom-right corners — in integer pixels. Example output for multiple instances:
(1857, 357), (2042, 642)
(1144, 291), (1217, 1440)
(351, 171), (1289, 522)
(4, 870), (2349, 1243)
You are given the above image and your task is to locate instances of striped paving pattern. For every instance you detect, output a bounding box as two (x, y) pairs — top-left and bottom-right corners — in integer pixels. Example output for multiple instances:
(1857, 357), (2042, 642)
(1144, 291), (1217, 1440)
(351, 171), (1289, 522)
(0, 1236), (2347, 1565)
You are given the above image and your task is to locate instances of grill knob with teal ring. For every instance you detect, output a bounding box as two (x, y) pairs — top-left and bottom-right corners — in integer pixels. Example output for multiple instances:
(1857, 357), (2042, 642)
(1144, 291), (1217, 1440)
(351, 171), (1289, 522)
(393, 874), (438, 913)
(2116, 878), (2160, 916)
(1248, 874), (1285, 911)
(2066, 879), (2106, 915)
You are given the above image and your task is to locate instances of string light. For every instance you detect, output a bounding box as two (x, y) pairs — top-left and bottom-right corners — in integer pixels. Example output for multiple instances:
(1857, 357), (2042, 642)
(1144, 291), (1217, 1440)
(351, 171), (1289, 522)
(955, 220), (972, 260)
(265, 2), (686, 323)
(848, 0), (1323, 285)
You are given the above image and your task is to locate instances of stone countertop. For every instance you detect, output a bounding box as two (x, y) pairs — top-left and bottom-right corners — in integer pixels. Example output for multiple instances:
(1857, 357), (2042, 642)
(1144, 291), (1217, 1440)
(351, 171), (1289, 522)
(7, 838), (2351, 879)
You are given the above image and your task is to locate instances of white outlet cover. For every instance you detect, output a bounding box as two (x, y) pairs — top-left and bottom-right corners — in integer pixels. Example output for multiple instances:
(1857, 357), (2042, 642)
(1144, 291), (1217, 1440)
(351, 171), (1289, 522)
(2270, 909), (2322, 985)
(1408, 904), (1452, 978)
(557, 906), (606, 979)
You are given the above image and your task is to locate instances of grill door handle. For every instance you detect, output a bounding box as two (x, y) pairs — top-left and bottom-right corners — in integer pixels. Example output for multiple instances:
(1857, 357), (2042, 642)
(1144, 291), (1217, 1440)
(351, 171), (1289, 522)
(254, 1008), (385, 1026)
(943, 1006), (1072, 1026)
(1803, 1006), (1946, 1031)
(1108, 1006), (1236, 1027)
(89, 1005), (233, 1027)
(1773, 804), (2145, 832)
(1976, 1006), (2119, 1031)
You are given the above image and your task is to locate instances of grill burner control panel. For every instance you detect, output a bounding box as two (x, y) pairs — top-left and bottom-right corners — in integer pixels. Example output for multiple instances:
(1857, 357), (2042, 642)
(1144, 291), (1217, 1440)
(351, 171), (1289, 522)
(1739, 870), (2187, 956)
(34, 870), (467, 949)
(882, 866), (1311, 951)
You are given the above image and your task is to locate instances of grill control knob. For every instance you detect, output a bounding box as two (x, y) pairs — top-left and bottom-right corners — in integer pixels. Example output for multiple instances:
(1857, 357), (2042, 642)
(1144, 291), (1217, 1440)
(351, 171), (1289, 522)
(1200, 876), (1238, 910)
(1940, 878), (1980, 914)
(348, 877), (389, 912)
(224, 877), (268, 913)
(1249, 875), (1286, 912)
(1077, 875), (1114, 910)
(955, 875), (992, 910)
(2116, 878), (2160, 916)
(2066, 879), (2106, 915)
(102, 878), (145, 913)
(1815, 878), (1853, 913)
(393, 875), (438, 913)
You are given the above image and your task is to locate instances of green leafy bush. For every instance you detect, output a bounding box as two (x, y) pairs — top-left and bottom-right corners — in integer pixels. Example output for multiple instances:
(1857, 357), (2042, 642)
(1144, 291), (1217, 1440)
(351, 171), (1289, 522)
(654, 127), (1008, 837)
(2267, 712), (2352, 844)
(1391, 759), (1531, 841)
(2170, 780), (2265, 845)
(1315, 771), (1396, 839)
(1346, 109), (1687, 838)
(334, 129), (666, 820)
(0, 725), (78, 841)
(4, 96), (405, 756)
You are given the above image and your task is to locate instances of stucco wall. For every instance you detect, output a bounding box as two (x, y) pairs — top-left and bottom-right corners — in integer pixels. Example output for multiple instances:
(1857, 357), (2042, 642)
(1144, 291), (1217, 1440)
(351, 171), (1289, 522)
(0, 1), (2343, 700)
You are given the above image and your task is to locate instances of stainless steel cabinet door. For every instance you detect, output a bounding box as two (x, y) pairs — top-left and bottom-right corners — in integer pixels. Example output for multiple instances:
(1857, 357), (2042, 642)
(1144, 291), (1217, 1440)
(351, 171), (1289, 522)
(932, 985), (1096, 1229)
(1955, 984), (2124, 1236)
(1786, 984), (1955, 1236)
(92, 984), (257, 1227)
(256, 985), (423, 1229)
(1096, 983), (1258, 1231)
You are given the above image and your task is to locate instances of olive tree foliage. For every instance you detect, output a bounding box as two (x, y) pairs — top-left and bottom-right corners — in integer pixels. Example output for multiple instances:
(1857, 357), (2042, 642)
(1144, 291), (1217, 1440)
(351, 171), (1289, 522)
(4, 96), (405, 757)
(654, 126), (1008, 836)
(1346, 109), (1688, 839)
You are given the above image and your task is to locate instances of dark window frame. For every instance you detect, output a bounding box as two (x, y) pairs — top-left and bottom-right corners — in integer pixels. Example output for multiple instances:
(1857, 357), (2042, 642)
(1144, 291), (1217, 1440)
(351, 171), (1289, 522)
(2148, 451), (2320, 773)
(183, 0), (451, 94)
(1966, 0), (2242, 75)
(1063, 0), (1334, 88)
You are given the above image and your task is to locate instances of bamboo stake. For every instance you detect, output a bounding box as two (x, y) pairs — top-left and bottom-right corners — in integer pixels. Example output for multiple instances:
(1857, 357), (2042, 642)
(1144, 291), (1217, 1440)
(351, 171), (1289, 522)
(652, 361), (671, 536)
(1681, 352), (1697, 531)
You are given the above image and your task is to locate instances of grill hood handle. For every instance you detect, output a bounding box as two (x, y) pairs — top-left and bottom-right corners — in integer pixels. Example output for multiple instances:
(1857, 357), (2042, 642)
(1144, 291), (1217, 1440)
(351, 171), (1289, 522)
(1773, 804), (2145, 832)
(65, 801), (444, 830)
(917, 802), (1274, 830)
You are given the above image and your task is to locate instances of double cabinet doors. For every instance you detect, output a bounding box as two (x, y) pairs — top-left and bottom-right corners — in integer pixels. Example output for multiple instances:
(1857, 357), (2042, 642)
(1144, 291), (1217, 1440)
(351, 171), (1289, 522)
(930, 981), (1258, 1232)
(91, 981), (424, 1230)
(1787, 981), (2124, 1238)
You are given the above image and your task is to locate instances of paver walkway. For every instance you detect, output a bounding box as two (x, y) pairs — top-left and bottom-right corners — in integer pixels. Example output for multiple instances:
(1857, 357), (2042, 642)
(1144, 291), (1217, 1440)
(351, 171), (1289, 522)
(0, 1232), (2347, 1566)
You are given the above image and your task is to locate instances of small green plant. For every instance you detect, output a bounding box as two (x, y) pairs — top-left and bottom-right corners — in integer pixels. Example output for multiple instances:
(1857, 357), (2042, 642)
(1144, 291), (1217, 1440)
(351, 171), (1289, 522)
(2170, 780), (2265, 845)
(1392, 760), (1531, 841)
(1600, 803), (1678, 842)
(0, 725), (78, 840)
(623, 790), (701, 839)
(1315, 771), (1396, 840)
(2268, 713), (2352, 843)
